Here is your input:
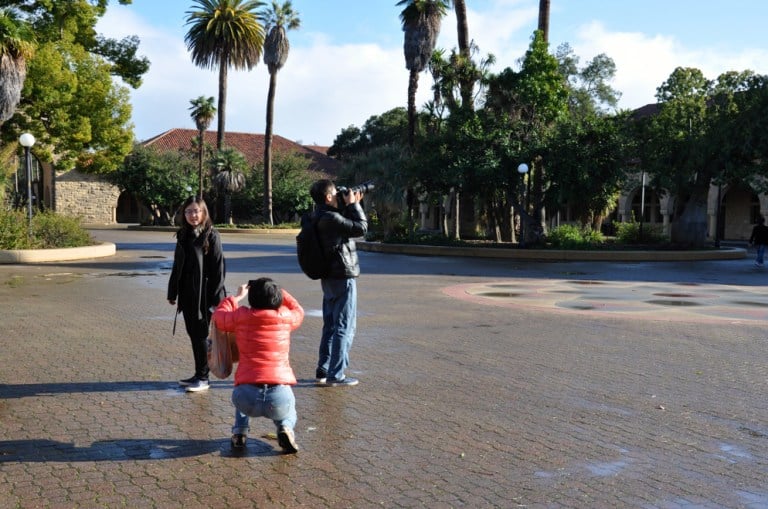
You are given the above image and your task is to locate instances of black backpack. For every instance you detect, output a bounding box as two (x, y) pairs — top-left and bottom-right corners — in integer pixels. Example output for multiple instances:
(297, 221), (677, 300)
(296, 212), (330, 280)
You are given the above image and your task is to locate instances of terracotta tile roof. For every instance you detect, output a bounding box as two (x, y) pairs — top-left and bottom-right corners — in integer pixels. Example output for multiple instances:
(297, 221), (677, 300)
(142, 128), (340, 176)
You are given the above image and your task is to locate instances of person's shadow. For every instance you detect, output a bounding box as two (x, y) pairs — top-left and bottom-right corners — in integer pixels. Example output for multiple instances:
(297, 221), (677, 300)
(0, 437), (280, 462)
(0, 381), (283, 460)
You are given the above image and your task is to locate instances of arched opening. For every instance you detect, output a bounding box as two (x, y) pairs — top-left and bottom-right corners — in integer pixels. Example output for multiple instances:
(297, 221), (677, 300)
(116, 191), (144, 223)
(721, 185), (758, 241)
(630, 188), (662, 224)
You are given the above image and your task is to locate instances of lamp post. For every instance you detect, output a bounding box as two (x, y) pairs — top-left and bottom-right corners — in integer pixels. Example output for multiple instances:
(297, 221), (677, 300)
(19, 133), (36, 235)
(517, 163), (529, 247)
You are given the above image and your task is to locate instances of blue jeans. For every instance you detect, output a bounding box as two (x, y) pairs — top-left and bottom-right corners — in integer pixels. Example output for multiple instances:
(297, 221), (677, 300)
(231, 384), (297, 435)
(757, 244), (765, 264)
(318, 278), (357, 381)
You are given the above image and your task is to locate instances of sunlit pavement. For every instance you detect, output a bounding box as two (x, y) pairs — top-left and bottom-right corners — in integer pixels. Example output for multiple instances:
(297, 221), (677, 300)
(1, 228), (767, 508)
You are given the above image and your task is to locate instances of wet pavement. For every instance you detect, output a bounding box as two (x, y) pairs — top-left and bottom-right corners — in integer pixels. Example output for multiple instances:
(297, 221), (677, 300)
(1, 228), (768, 508)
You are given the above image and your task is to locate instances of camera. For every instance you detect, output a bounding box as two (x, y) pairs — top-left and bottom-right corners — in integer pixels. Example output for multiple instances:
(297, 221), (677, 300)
(336, 180), (375, 196)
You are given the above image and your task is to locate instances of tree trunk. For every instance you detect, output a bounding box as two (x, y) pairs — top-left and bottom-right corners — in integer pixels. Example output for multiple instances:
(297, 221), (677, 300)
(407, 69), (419, 149)
(453, 0), (473, 109)
(197, 130), (204, 198)
(671, 191), (708, 246)
(217, 57), (228, 150)
(538, 0), (550, 43)
(264, 71), (277, 225)
(452, 189), (460, 240)
(225, 193), (233, 225)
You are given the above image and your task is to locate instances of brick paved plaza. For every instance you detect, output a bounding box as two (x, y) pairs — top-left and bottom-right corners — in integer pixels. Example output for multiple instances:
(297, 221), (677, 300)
(1, 229), (767, 508)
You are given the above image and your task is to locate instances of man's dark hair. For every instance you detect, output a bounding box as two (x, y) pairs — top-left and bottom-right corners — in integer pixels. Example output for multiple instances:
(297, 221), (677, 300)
(247, 277), (283, 309)
(310, 179), (334, 205)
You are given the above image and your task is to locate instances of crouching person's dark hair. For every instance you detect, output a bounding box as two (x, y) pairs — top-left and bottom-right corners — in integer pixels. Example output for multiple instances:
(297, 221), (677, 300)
(248, 278), (283, 310)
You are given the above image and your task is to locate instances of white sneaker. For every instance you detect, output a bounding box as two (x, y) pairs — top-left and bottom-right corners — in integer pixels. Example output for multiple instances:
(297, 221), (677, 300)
(185, 379), (209, 392)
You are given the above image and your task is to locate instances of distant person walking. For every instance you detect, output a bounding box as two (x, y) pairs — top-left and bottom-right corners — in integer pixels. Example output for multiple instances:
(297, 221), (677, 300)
(309, 179), (368, 387)
(749, 216), (768, 267)
(167, 196), (226, 392)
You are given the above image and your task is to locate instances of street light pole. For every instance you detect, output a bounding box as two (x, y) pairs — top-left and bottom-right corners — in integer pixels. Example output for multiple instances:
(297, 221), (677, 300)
(517, 163), (529, 247)
(19, 133), (36, 237)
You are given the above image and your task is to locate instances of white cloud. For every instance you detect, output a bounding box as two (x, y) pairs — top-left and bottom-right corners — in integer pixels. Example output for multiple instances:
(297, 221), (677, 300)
(98, 2), (768, 146)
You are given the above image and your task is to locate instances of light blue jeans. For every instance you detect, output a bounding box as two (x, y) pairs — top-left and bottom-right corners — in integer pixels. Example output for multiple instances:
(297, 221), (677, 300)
(318, 278), (357, 381)
(757, 244), (765, 264)
(231, 384), (297, 435)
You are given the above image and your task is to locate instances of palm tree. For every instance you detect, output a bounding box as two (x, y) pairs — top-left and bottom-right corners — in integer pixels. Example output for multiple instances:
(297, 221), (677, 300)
(188, 95), (216, 198)
(262, 0), (300, 225)
(184, 0), (265, 150)
(398, 0), (449, 149)
(211, 147), (247, 225)
(0, 8), (35, 127)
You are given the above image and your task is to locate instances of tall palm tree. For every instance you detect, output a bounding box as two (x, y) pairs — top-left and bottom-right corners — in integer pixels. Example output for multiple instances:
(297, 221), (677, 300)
(184, 0), (265, 150)
(0, 8), (35, 127)
(188, 95), (216, 198)
(211, 147), (247, 225)
(398, 0), (449, 149)
(262, 0), (300, 225)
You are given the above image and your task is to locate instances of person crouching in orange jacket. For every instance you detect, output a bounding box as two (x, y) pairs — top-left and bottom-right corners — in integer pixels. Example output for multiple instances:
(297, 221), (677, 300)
(213, 277), (304, 453)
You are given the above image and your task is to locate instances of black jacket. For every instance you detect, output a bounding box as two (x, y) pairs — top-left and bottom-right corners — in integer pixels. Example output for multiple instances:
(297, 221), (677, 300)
(750, 223), (768, 245)
(314, 202), (368, 279)
(167, 227), (226, 319)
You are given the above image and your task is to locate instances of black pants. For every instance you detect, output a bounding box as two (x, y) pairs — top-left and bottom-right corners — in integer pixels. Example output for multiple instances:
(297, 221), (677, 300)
(180, 292), (210, 380)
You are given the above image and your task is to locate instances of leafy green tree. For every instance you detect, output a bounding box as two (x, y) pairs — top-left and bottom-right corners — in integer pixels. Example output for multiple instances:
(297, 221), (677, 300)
(188, 95), (216, 198)
(262, 0), (300, 225)
(210, 146), (248, 224)
(329, 107), (409, 161)
(642, 67), (768, 245)
(484, 30), (568, 243)
(185, 0), (265, 150)
(110, 144), (197, 225)
(1, 0), (147, 174)
(555, 43), (621, 118)
(234, 149), (314, 223)
(328, 125), (365, 161)
(640, 66), (711, 244)
(543, 113), (634, 231)
(0, 7), (34, 127)
(398, 0), (449, 148)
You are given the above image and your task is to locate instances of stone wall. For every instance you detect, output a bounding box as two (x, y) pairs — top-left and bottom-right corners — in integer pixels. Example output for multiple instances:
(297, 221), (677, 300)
(56, 169), (120, 224)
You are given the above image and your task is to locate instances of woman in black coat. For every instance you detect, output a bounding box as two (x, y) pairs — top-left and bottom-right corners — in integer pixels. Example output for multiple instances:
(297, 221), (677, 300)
(167, 196), (226, 392)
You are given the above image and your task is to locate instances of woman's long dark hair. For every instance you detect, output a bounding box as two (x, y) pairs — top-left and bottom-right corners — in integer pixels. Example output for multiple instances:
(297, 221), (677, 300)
(176, 196), (213, 254)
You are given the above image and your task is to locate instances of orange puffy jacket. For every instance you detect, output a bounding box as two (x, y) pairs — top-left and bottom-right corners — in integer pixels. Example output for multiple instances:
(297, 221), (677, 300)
(213, 290), (304, 386)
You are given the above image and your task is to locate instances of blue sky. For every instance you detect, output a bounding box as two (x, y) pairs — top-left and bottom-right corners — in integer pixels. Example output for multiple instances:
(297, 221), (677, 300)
(98, 0), (768, 146)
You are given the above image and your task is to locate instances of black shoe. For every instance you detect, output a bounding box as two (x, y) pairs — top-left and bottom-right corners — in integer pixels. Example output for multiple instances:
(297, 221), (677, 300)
(315, 368), (327, 384)
(231, 433), (247, 450)
(178, 376), (197, 387)
(321, 377), (359, 387)
(277, 426), (298, 454)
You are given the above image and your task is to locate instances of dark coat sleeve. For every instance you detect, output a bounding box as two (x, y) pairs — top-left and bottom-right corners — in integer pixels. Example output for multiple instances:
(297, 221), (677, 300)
(204, 229), (227, 308)
(167, 241), (184, 301)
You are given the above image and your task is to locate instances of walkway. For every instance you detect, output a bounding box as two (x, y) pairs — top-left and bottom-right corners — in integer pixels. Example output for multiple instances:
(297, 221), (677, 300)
(1, 229), (767, 508)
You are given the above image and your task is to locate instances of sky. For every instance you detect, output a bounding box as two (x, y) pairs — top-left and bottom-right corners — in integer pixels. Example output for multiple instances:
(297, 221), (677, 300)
(97, 0), (768, 147)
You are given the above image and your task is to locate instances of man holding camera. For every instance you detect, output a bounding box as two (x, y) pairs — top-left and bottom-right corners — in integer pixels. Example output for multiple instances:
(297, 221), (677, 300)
(309, 179), (369, 387)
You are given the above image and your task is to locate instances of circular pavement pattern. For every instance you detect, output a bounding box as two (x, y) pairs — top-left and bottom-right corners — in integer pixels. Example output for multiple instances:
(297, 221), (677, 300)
(443, 278), (768, 323)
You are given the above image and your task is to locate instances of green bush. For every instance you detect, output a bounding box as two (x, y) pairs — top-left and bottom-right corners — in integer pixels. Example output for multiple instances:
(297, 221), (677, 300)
(0, 210), (94, 249)
(547, 224), (605, 249)
(613, 220), (666, 244)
